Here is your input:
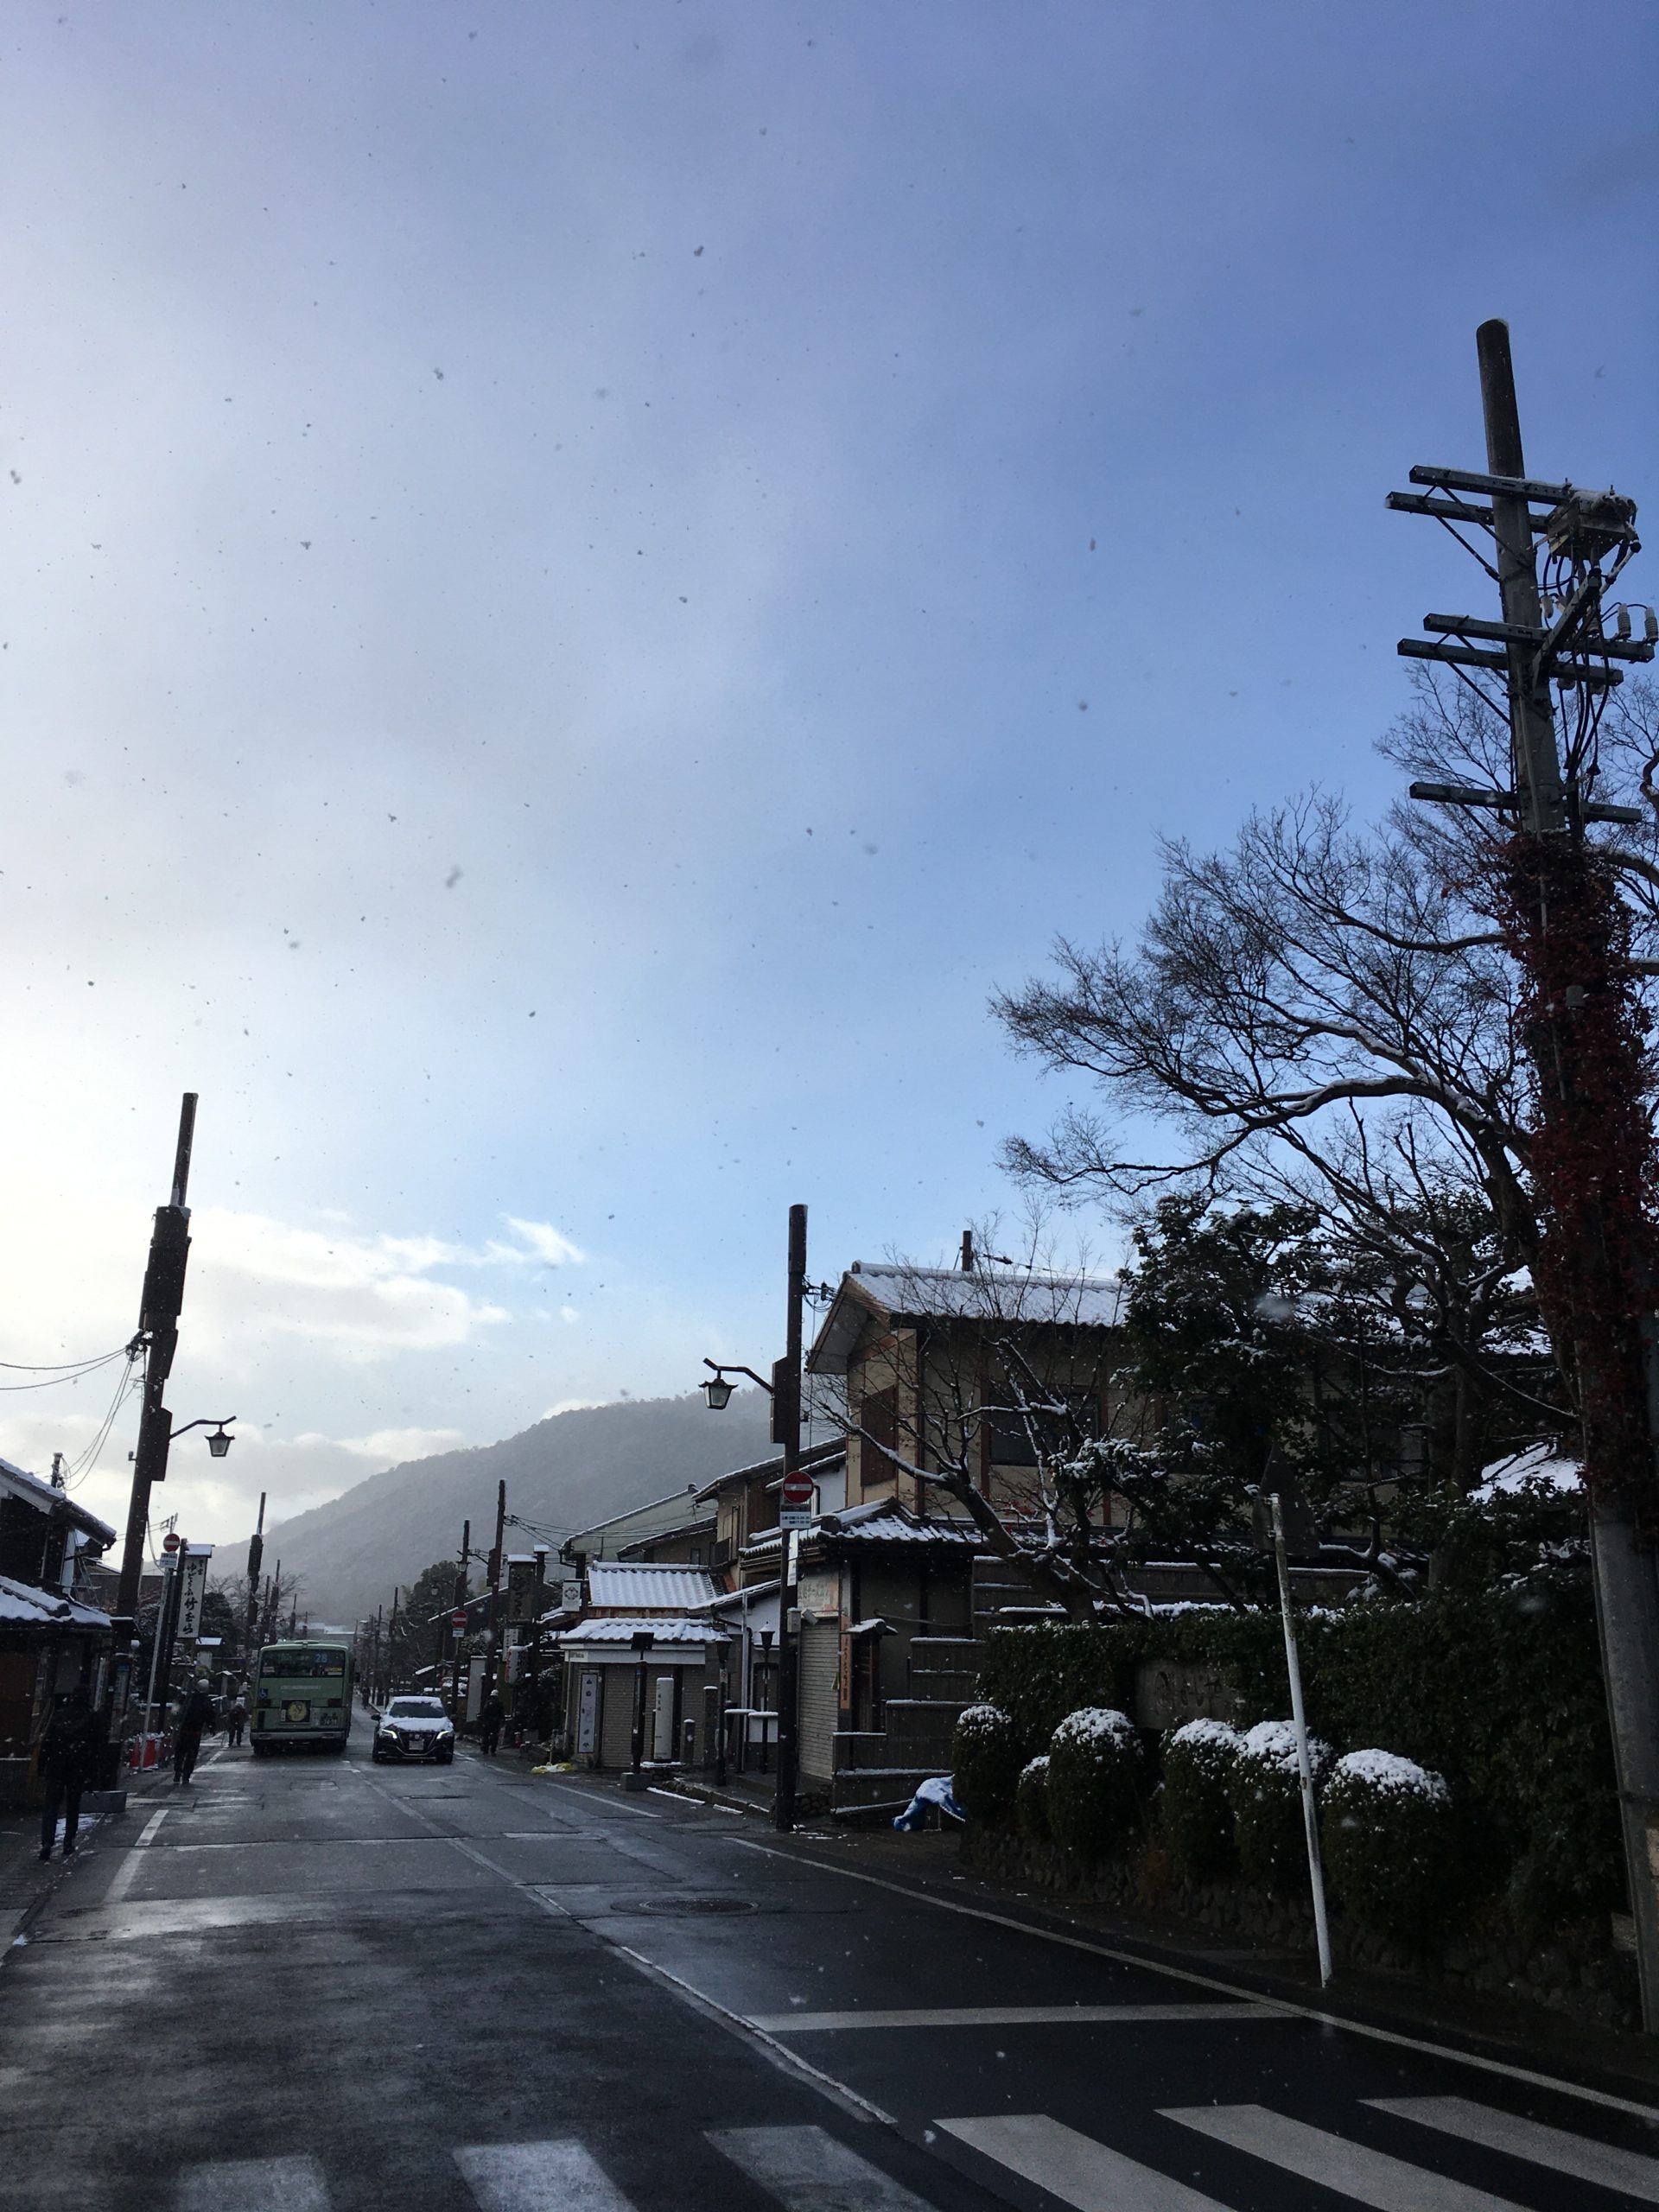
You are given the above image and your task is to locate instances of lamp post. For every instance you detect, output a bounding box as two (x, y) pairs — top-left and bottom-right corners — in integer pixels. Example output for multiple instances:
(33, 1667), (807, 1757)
(625, 1628), (654, 1791)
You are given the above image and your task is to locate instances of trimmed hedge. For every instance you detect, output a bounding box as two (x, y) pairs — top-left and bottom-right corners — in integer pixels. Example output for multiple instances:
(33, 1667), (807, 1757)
(952, 1703), (1025, 1823)
(1046, 1707), (1145, 1861)
(1159, 1719), (1239, 1881)
(1228, 1719), (1331, 1892)
(976, 1576), (1618, 1916)
(1016, 1754), (1052, 1844)
(1322, 1749), (1459, 1947)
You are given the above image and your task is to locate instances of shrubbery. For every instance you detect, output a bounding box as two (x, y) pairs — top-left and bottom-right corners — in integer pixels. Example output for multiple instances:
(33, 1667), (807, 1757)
(1046, 1707), (1145, 1861)
(1228, 1719), (1330, 1891)
(952, 1702), (1025, 1823)
(1321, 1748), (1458, 1947)
(1016, 1754), (1052, 1844)
(1159, 1719), (1239, 1880)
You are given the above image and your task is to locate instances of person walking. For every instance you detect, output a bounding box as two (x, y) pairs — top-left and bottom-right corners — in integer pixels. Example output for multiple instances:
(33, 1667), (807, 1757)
(173, 1677), (219, 1785)
(37, 1687), (103, 1861)
(478, 1691), (505, 1758)
(226, 1689), (249, 1749)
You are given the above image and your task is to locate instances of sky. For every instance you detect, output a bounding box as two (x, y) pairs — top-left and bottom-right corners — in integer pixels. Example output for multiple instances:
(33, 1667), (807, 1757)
(3, 2), (1656, 1554)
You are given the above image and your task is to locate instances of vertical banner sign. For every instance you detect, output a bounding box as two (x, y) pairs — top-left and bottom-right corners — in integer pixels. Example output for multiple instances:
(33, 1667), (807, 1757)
(505, 1557), (540, 1625)
(176, 1546), (213, 1640)
(560, 1580), (583, 1614)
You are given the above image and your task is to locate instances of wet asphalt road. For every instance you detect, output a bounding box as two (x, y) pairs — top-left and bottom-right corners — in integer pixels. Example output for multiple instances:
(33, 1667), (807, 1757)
(3, 1732), (1657, 2211)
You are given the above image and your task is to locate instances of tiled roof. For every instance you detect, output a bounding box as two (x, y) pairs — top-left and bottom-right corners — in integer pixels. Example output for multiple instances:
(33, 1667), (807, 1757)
(809, 1264), (1125, 1373)
(556, 1616), (731, 1647)
(0, 1456), (118, 1547)
(742, 1500), (981, 1554)
(0, 1572), (112, 1632)
(693, 1437), (845, 1503)
(587, 1562), (723, 1612)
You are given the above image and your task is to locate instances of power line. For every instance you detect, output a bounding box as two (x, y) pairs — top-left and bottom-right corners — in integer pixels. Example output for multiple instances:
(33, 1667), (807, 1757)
(0, 1342), (134, 1372)
(0, 1347), (131, 1393)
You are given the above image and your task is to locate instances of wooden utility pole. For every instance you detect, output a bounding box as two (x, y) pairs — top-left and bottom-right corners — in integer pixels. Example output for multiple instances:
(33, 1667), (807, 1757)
(1392, 321), (1659, 2027)
(109, 1096), (199, 1735)
(486, 1480), (506, 1699)
(244, 1492), (266, 1662)
(772, 1204), (807, 1833)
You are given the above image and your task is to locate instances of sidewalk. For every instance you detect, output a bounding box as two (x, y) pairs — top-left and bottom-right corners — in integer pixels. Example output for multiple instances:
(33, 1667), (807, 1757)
(0, 1760), (168, 1959)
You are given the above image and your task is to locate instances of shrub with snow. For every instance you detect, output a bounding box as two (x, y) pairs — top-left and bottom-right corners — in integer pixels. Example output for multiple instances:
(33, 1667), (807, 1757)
(1016, 1753), (1052, 1844)
(1158, 1718), (1240, 1881)
(1321, 1748), (1457, 1945)
(1046, 1706), (1146, 1862)
(951, 1702), (1025, 1823)
(1226, 1719), (1332, 1892)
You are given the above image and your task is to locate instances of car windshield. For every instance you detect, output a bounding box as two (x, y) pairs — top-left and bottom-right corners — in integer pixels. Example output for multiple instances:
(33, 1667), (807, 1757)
(387, 1700), (448, 1720)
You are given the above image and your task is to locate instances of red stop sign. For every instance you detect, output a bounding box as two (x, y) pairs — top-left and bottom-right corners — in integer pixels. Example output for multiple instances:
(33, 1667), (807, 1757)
(162, 1532), (181, 1554)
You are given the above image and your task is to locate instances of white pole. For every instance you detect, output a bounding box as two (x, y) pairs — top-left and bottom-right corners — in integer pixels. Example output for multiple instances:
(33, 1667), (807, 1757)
(1271, 1493), (1332, 1987)
(140, 1556), (174, 1764)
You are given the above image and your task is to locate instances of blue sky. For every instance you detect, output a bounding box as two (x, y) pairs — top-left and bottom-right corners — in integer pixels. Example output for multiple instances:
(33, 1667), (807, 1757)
(3, 2), (1656, 1545)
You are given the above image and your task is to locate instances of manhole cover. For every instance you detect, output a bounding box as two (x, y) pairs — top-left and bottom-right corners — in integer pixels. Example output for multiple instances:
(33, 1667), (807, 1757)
(611, 1894), (759, 1916)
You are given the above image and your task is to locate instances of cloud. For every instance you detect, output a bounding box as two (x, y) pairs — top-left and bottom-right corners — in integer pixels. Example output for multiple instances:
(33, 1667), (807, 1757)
(294, 1425), (467, 1464)
(187, 1208), (512, 1369)
(499, 1218), (587, 1268)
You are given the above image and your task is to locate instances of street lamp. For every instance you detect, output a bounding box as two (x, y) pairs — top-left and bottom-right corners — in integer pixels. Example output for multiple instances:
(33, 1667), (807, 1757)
(700, 1358), (771, 1410)
(172, 1416), (238, 1458)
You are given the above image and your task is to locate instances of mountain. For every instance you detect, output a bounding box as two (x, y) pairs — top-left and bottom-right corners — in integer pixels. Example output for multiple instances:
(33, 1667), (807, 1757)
(254, 1390), (773, 1628)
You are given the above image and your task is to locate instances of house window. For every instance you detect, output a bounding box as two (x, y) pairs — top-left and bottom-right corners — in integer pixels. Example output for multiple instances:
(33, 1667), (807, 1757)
(987, 1387), (1102, 1467)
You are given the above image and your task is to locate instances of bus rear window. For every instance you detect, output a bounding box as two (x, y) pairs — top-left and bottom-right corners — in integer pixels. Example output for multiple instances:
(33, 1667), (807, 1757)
(261, 1649), (346, 1678)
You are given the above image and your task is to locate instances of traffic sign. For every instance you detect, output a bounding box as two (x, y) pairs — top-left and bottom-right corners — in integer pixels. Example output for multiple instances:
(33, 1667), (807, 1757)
(449, 1609), (467, 1636)
(162, 1532), (181, 1554)
(779, 1471), (814, 1531)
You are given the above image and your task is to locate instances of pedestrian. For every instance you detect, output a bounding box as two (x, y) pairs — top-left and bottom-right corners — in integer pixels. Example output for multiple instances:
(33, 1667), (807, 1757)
(226, 1689), (249, 1749)
(479, 1691), (505, 1757)
(36, 1687), (104, 1862)
(173, 1676), (219, 1785)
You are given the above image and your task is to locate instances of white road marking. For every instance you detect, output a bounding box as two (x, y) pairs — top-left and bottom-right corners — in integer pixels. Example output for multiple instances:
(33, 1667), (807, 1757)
(938, 2113), (1224, 2212)
(173, 2152), (329, 2211)
(1370, 2094), (1659, 2199)
(454, 2139), (633, 2212)
(1164, 2104), (1522, 2211)
(709, 2122), (935, 2212)
(99, 1809), (167, 1910)
(728, 1837), (1659, 2125)
(753, 2002), (1278, 2032)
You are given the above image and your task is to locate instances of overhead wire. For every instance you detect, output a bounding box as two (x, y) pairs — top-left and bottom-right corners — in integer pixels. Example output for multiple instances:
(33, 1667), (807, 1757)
(0, 1346), (132, 1393)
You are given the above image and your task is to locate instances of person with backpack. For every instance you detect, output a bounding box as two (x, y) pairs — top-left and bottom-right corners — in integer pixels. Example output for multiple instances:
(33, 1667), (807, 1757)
(36, 1687), (105, 1861)
(478, 1692), (505, 1758)
(173, 1678), (219, 1785)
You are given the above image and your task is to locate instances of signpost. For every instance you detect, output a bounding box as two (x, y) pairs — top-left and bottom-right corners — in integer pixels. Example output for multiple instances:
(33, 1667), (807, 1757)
(175, 1544), (213, 1643)
(449, 1609), (467, 1639)
(779, 1470), (813, 1531)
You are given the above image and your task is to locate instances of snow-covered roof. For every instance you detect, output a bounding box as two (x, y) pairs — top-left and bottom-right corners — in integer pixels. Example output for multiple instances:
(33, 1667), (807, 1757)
(742, 1499), (981, 1555)
(556, 1616), (730, 1647)
(587, 1561), (722, 1613)
(809, 1263), (1126, 1373)
(702, 1579), (780, 1614)
(1472, 1441), (1583, 1502)
(0, 1456), (118, 1547)
(0, 1572), (112, 1633)
(693, 1437), (845, 1504)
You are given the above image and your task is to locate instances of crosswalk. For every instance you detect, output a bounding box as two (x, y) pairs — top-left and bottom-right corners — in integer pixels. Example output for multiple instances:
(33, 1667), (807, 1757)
(163, 2099), (1659, 2210)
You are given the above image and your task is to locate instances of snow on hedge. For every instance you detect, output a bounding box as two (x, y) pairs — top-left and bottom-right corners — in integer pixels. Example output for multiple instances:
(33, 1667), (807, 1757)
(1238, 1719), (1331, 1776)
(1332, 1747), (1448, 1803)
(1169, 1718), (1239, 1757)
(956, 1702), (1014, 1739)
(1019, 1753), (1052, 1788)
(1472, 1440), (1582, 1503)
(1052, 1706), (1135, 1751)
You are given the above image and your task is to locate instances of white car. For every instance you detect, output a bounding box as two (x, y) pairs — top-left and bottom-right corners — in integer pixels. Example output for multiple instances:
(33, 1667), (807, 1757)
(372, 1694), (456, 1764)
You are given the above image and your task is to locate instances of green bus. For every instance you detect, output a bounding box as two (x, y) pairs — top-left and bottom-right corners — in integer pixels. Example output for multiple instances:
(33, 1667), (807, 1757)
(251, 1639), (354, 1755)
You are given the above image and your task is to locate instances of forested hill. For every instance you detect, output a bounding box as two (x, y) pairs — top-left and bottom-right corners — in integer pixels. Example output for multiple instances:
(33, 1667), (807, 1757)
(254, 1390), (773, 1629)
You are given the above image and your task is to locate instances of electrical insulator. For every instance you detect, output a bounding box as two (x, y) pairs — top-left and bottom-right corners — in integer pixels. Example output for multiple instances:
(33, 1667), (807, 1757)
(1617, 605), (1633, 640)
(1646, 607), (1659, 644)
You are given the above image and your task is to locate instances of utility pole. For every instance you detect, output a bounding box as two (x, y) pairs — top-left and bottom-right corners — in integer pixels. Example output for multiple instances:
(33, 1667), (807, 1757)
(109, 1095), (199, 1738)
(245, 1492), (266, 1662)
(451, 1519), (469, 1713)
(486, 1480), (506, 1700)
(1391, 321), (1659, 2028)
(773, 1203), (807, 1833)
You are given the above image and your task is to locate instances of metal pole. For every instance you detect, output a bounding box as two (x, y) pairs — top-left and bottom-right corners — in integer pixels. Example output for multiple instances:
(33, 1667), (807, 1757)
(1271, 1495), (1332, 1988)
(773, 1203), (805, 1833)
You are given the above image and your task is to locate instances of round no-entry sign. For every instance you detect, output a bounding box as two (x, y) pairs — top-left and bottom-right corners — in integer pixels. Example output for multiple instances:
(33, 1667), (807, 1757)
(162, 1532), (181, 1554)
(449, 1609), (467, 1633)
(780, 1475), (813, 1509)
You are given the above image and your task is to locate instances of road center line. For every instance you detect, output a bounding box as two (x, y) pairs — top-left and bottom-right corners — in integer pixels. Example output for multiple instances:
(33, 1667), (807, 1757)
(750, 2003), (1281, 2032)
